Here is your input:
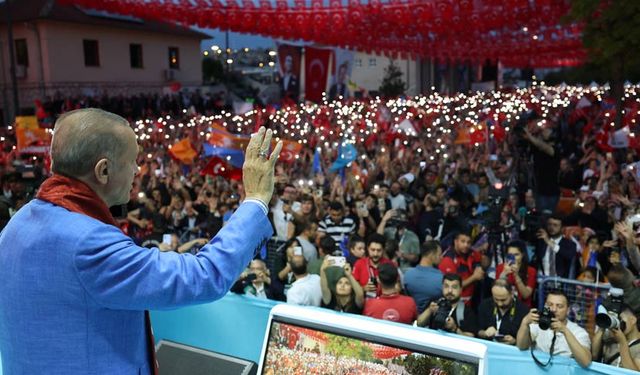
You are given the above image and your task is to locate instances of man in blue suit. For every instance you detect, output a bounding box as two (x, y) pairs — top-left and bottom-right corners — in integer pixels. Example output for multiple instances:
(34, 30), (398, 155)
(0, 108), (282, 374)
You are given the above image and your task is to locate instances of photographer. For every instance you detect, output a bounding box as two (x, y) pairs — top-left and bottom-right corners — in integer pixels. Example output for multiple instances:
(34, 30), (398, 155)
(522, 122), (561, 214)
(516, 290), (592, 367)
(534, 215), (578, 279)
(477, 279), (528, 345)
(231, 259), (276, 300)
(416, 273), (478, 337)
(592, 303), (640, 370)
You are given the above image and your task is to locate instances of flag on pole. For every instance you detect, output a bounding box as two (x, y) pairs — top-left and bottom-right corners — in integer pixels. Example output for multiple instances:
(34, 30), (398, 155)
(169, 139), (197, 164)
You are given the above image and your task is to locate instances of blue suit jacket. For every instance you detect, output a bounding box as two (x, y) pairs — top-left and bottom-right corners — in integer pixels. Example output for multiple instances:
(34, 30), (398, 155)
(0, 199), (272, 374)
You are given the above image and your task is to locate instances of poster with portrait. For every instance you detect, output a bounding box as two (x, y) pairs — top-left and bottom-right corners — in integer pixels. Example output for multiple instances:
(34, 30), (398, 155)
(328, 49), (354, 101)
(277, 44), (302, 103)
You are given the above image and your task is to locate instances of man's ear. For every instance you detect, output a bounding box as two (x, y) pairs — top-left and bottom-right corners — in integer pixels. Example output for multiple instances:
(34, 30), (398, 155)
(94, 158), (109, 185)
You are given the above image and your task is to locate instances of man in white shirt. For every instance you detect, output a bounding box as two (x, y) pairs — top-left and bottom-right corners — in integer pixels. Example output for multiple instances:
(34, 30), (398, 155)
(296, 220), (318, 263)
(286, 254), (322, 306)
(516, 290), (592, 367)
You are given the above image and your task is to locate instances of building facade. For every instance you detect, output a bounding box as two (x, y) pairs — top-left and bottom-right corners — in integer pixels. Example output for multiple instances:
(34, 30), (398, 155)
(0, 0), (208, 122)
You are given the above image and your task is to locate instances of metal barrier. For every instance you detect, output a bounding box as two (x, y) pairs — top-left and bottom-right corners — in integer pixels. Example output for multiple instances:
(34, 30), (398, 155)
(537, 276), (611, 335)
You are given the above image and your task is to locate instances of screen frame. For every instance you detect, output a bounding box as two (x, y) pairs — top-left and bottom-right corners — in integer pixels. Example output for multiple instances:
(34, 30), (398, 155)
(257, 304), (487, 374)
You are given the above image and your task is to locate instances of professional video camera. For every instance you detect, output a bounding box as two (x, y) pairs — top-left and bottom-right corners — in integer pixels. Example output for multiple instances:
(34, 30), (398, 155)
(538, 307), (555, 330)
(432, 298), (453, 330)
(596, 288), (625, 331)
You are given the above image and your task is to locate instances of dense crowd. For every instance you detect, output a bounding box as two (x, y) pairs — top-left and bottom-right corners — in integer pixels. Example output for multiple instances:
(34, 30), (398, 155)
(2, 83), (640, 370)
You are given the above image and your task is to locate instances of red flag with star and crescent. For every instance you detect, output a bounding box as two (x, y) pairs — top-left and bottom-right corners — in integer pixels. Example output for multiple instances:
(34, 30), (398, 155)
(201, 156), (242, 181)
(277, 140), (302, 163)
(304, 47), (331, 102)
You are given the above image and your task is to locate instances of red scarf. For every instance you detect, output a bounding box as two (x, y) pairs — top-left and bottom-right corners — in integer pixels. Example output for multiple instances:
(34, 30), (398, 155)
(37, 174), (159, 375)
(37, 174), (117, 227)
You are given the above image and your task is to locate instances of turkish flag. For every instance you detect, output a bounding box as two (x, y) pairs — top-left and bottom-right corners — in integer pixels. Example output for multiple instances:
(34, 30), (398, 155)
(201, 157), (228, 177)
(201, 157), (243, 181)
(304, 47), (331, 102)
(278, 140), (302, 163)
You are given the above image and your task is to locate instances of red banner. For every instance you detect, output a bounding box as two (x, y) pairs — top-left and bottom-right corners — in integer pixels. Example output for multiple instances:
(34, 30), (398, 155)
(304, 47), (331, 102)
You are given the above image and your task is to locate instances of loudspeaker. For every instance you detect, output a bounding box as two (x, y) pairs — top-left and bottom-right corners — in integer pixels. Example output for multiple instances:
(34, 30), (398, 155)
(156, 340), (258, 375)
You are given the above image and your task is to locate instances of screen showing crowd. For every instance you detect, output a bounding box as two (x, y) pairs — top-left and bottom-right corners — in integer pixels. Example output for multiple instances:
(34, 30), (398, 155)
(262, 321), (478, 375)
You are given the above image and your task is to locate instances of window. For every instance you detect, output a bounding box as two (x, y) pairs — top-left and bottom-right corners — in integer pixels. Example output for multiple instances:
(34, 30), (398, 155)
(354, 58), (362, 67)
(83, 39), (100, 67)
(368, 58), (377, 67)
(130, 43), (143, 69)
(168, 47), (180, 69)
(14, 39), (28, 67)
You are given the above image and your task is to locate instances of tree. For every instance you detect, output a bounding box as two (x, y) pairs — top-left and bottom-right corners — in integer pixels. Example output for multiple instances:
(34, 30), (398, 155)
(567, 1), (640, 128)
(325, 335), (374, 361)
(202, 57), (224, 83)
(379, 61), (406, 98)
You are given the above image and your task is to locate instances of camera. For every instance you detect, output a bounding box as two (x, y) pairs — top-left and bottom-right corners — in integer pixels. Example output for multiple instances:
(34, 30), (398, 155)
(538, 307), (555, 330)
(596, 288), (626, 331)
(432, 298), (453, 330)
(387, 209), (408, 228)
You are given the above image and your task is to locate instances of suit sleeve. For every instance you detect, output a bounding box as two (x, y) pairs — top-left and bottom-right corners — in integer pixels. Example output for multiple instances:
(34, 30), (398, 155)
(73, 202), (273, 310)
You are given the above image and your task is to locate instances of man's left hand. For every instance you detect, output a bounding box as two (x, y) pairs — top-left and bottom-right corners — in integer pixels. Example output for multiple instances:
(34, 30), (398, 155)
(444, 317), (458, 332)
(550, 318), (567, 334)
(611, 328), (628, 344)
(501, 335), (516, 345)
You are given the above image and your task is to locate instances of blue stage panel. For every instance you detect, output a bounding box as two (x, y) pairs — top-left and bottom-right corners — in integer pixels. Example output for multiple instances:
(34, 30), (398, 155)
(150, 293), (635, 375)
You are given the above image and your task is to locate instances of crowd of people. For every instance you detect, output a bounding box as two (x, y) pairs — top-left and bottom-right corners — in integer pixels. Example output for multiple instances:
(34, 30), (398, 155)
(2, 83), (640, 371)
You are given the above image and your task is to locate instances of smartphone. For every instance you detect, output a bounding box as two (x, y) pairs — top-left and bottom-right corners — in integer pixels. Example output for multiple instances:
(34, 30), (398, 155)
(489, 154), (498, 161)
(506, 254), (516, 265)
(420, 161), (427, 169)
(315, 189), (323, 198)
(330, 256), (346, 267)
(162, 234), (172, 245)
(293, 246), (303, 256)
(614, 206), (622, 221)
(494, 334), (505, 341)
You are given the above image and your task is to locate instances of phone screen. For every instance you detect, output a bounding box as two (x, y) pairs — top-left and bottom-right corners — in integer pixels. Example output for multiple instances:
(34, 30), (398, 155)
(162, 234), (172, 245)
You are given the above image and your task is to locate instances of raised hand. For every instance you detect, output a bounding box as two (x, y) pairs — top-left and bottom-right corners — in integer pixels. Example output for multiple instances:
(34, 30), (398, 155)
(242, 127), (283, 205)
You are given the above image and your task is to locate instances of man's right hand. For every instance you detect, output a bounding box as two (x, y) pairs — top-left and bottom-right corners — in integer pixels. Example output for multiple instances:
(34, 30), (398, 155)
(243, 127), (283, 205)
(523, 308), (540, 326)
(484, 326), (497, 338)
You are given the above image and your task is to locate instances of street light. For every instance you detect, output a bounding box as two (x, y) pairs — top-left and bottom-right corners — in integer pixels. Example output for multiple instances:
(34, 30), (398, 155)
(268, 50), (277, 57)
(227, 58), (234, 64)
(268, 61), (275, 67)
(203, 51), (209, 56)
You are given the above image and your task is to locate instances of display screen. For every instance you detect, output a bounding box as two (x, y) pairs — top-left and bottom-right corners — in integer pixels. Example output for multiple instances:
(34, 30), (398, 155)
(262, 320), (478, 375)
